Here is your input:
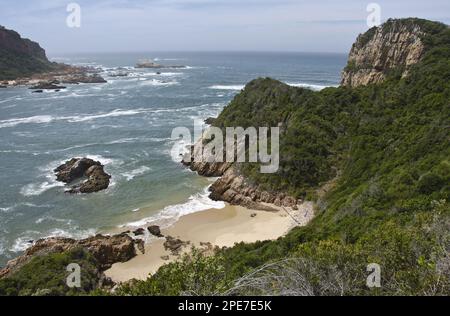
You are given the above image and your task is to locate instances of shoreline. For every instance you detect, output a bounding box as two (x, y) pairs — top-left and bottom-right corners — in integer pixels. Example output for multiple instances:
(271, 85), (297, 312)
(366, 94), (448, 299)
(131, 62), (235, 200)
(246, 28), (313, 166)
(105, 202), (314, 283)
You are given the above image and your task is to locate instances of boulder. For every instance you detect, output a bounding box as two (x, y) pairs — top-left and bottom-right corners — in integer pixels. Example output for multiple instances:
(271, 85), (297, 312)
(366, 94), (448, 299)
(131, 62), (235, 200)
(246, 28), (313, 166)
(147, 225), (163, 237)
(133, 228), (145, 236)
(54, 158), (111, 194)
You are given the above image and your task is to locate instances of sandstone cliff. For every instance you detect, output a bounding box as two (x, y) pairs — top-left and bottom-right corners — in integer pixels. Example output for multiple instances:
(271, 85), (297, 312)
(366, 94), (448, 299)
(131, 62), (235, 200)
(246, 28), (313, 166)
(183, 140), (301, 212)
(341, 18), (430, 87)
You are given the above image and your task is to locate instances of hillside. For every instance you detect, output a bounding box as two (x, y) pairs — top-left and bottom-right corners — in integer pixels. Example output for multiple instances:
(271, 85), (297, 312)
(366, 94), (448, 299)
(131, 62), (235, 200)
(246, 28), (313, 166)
(116, 18), (450, 296)
(0, 26), (55, 80)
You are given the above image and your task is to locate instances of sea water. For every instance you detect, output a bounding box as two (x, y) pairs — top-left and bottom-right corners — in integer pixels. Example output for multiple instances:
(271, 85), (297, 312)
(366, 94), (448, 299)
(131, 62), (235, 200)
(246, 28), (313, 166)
(0, 52), (346, 265)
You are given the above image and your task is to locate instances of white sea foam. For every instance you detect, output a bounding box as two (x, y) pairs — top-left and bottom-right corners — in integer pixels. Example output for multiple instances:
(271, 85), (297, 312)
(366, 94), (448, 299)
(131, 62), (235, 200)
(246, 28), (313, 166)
(67, 109), (144, 122)
(9, 232), (40, 252)
(0, 207), (13, 213)
(131, 208), (140, 213)
(122, 186), (225, 228)
(140, 79), (179, 87)
(20, 181), (64, 197)
(209, 85), (245, 90)
(0, 115), (55, 128)
(35, 216), (73, 225)
(123, 166), (152, 181)
(286, 82), (337, 91)
(10, 228), (97, 253)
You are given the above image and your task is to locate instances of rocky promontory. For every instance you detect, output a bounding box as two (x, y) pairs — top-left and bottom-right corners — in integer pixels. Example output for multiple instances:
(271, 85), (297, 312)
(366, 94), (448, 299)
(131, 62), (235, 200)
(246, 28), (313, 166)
(0, 25), (107, 87)
(182, 139), (301, 212)
(341, 18), (429, 87)
(0, 233), (137, 279)
(54, 158), (111, 194)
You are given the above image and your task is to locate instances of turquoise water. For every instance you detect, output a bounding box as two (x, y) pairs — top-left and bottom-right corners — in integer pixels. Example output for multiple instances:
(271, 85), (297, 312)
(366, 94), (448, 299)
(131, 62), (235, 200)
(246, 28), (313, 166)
(0, 52), (346, 265)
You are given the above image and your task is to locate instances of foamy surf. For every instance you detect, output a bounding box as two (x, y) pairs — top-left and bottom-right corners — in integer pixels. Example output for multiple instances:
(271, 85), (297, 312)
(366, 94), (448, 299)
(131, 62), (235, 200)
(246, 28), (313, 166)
(209, 85), (245, 90)
(20, 181), (64, 197)
(121, 186), (225, 229)
(123, 166), (152, 181)
(10, 228), (97, 253)
(286, 82), (337, 91)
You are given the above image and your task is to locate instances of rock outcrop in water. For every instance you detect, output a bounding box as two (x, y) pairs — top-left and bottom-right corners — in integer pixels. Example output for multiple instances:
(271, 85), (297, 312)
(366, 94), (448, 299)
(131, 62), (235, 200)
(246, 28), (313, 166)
(54, 158), (111, 194)
(341, 18), (427, 87)
(0, 234), (137, 279)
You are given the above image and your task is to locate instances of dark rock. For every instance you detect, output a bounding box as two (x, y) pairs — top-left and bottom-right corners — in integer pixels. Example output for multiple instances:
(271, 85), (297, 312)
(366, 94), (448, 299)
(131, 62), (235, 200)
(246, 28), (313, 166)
(161, 255), (170, 261)
(135, 239), (145, 254)
(147, 225), (163, 237)
(250, 213), (257, 218)
(54, 158), (111, 194)
(204, 117), (216, 125)
(32, 90), (43, 93)
(133, 228), (145, 236)
(29, 82), (66, 90)
(61, 74), (107, 84)
(163, 236), (188, 255)
(0, 85), (7, 88)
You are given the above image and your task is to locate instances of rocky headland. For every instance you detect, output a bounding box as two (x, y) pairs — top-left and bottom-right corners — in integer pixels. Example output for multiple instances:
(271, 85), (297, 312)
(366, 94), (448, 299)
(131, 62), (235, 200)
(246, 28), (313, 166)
(0, 25), (107, 89)
(182, 140), (301, 212)
(341, 18), (427, 87)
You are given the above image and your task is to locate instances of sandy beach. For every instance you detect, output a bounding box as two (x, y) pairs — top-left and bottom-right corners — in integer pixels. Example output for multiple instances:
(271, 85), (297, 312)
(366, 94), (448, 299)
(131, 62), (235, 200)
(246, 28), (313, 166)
(105, 202), (313, 283)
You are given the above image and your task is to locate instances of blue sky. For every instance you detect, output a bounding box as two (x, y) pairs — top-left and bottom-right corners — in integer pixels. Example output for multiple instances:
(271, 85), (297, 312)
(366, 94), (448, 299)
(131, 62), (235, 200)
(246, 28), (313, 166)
(1, 0), (448, 54)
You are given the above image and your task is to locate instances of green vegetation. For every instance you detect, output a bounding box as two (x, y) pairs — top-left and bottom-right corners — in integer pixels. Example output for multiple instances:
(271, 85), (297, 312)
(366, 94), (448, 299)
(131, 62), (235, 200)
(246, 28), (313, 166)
(0, 248), (102, 296)
(0, 48), (54, 80)
(116, 19), (450, 296)
(0, 26), (55, 80)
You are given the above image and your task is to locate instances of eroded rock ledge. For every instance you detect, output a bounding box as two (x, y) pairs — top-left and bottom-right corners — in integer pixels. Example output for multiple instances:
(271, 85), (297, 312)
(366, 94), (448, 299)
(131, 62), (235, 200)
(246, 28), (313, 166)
(182, 142), (301, 212)
(0, 234), (137, 279)
(54, 158), (111, 194)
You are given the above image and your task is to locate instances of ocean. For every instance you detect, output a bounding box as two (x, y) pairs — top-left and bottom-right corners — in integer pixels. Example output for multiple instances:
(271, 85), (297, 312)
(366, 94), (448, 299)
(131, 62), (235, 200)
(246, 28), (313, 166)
(0, 52), (346, 265)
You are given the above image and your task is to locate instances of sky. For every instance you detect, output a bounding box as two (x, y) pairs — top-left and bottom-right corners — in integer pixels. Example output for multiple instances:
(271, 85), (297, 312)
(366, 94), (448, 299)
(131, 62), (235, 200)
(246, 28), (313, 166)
(0, 0), (449, 54)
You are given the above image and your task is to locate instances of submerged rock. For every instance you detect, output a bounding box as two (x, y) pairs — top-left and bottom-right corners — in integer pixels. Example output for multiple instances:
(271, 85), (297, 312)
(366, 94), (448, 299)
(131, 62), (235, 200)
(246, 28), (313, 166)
(61, 74), (107, 84)
(29, 82), (66, 90)
(54, 158), (111, 194)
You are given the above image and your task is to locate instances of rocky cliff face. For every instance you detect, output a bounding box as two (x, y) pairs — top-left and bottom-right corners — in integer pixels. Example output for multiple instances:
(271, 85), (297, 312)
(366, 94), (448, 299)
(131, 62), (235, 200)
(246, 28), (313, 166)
(0, 25), (53, 80)
(183, 139), (301, 212)
(341, 19), (426, 87)
(0, 26), (48, 60)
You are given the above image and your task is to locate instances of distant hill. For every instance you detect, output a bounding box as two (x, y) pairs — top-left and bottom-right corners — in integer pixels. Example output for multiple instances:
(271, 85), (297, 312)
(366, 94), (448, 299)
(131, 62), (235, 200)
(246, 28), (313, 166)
(0, 25), (55, 80)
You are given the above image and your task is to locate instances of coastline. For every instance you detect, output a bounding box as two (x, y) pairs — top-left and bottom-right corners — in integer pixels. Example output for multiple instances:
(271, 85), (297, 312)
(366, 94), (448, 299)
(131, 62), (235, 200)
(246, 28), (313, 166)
(105, 202), (313, 283)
